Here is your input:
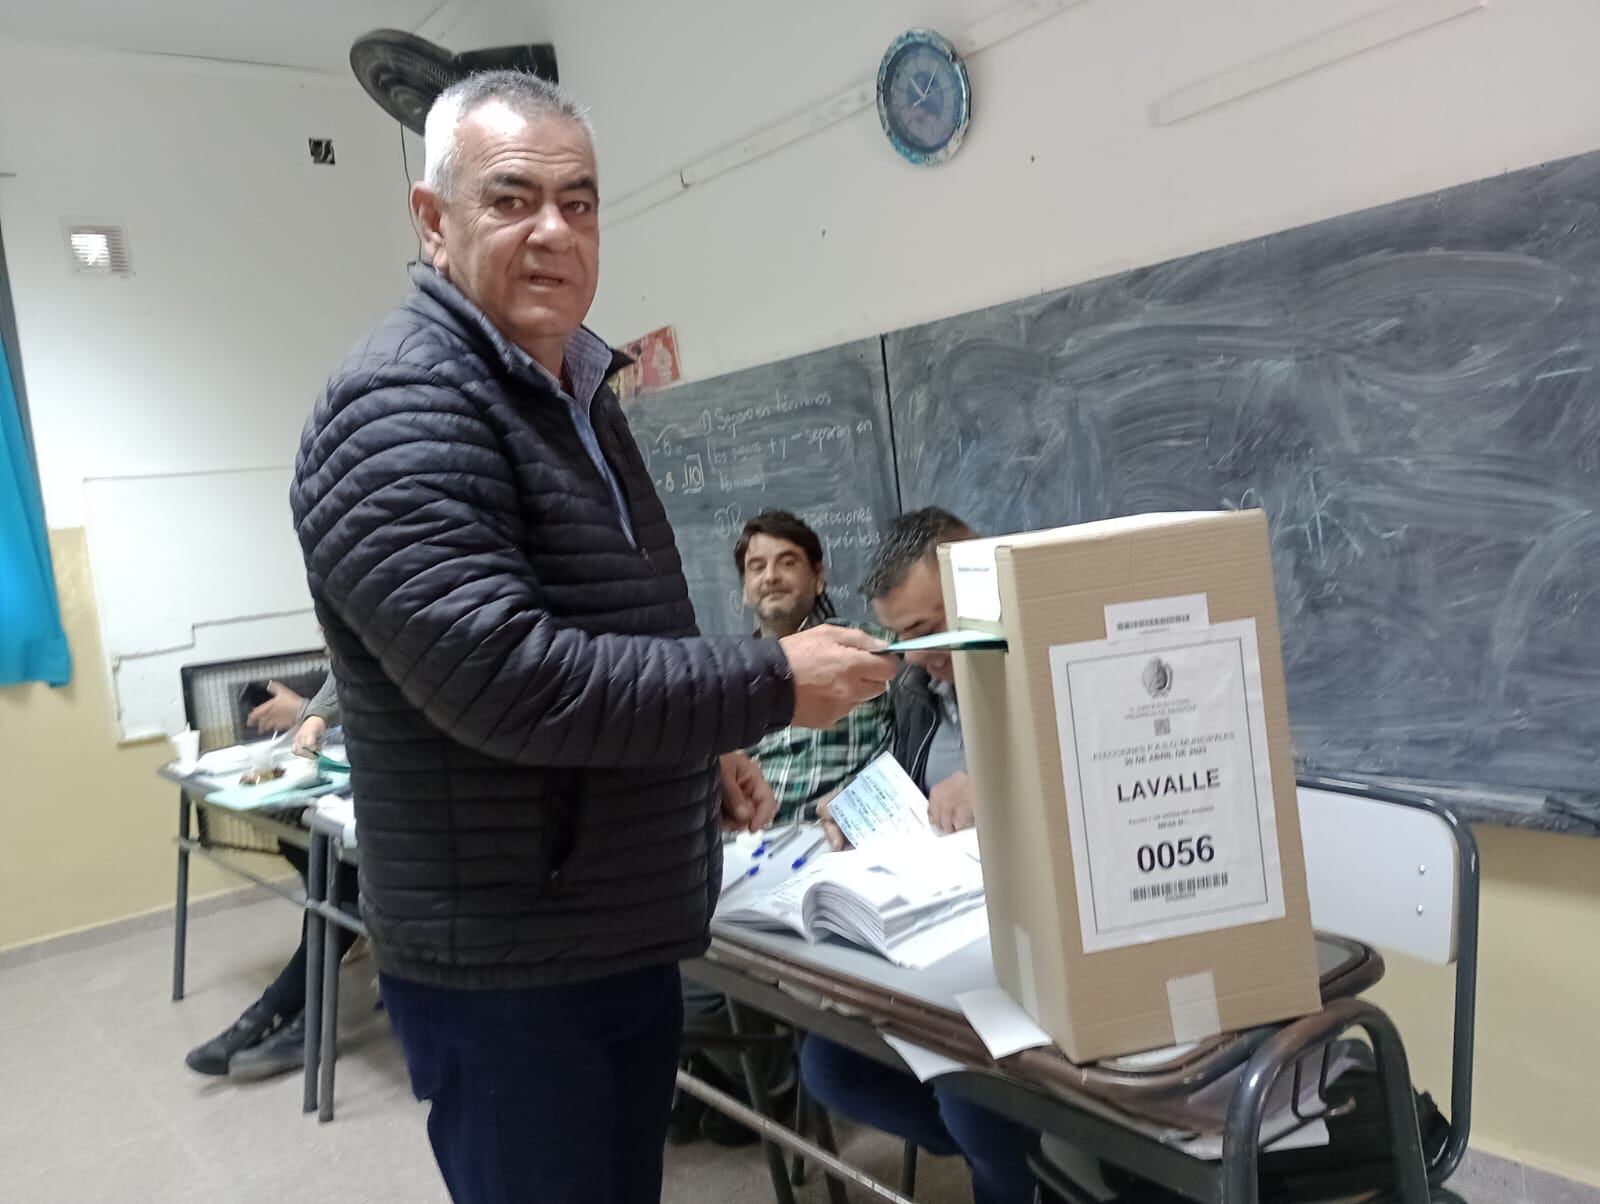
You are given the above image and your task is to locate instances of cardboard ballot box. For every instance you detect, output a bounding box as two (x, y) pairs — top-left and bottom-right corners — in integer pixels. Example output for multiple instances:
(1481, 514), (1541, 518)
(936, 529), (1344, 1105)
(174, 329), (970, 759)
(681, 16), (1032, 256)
(939, 509), (1319, 1062)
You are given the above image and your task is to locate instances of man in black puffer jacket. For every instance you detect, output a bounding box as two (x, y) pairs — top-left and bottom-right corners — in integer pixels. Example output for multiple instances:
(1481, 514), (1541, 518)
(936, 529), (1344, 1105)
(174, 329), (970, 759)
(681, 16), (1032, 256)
(291, 71), (893, 1204)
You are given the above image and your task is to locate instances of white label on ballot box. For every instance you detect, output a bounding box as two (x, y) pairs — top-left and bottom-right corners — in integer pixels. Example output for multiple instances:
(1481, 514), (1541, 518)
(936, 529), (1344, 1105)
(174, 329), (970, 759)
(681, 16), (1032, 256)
(1048, 618), (1285, 954)
(948, 538), (1002, 623)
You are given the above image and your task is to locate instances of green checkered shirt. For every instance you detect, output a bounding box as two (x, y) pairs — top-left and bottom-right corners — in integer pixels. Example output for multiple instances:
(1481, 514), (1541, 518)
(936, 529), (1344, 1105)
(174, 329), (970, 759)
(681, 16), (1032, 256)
(747, 624), (893, 824)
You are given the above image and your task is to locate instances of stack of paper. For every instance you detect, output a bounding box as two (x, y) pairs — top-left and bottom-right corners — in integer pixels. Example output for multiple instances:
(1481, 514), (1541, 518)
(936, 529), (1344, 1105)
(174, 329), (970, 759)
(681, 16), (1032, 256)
(718, 823), (987, 968)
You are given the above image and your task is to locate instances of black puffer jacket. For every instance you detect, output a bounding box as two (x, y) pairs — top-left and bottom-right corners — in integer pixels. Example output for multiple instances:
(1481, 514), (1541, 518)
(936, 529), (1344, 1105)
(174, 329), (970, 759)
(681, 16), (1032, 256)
(291, 265), (794, 989)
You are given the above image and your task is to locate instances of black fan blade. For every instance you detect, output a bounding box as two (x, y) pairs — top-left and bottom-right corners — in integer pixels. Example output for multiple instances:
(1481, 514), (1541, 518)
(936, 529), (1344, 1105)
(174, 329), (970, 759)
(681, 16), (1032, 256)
(349, 29), (457, 134)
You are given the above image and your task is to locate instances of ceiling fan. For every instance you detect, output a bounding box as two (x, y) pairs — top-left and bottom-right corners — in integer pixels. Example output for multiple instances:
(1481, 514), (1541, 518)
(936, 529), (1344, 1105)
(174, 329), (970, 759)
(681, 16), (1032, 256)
(349, 29), (558, 134)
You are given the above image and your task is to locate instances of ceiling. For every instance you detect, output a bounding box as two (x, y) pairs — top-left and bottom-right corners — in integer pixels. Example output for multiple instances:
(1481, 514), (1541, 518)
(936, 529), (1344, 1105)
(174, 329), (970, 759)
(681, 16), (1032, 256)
(0, 0), (460, 74)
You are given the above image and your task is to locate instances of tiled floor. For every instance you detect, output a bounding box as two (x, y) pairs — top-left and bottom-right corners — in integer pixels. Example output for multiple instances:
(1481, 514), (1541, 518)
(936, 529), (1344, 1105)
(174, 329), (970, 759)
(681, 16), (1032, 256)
(0, 899), (968, 1203)
(4, 899), (1598, 1203)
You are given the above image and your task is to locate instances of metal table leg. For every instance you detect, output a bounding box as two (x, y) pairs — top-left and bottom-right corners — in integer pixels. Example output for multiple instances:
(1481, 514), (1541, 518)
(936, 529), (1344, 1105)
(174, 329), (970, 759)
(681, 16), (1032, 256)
(318, 834), (343, 1123)
(173, 794), (192, 1001)
(302, 830), (328, 1115)
(728, 998), (797, 1204)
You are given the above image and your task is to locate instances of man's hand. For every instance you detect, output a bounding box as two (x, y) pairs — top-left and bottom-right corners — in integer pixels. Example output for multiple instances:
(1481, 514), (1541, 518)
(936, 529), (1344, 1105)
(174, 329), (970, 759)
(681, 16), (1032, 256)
(246, 681), (304, 733)
(815, 789), (848, 852)
(928, 771), (976, 834)
(719, 751), (777, 833)
(293, 716), (328, 758)
(780, 625), (895, 730)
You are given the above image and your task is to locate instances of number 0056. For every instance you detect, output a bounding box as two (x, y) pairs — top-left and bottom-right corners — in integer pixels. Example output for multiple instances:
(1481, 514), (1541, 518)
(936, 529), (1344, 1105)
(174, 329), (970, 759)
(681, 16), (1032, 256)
(1136, 835), (1215, 873)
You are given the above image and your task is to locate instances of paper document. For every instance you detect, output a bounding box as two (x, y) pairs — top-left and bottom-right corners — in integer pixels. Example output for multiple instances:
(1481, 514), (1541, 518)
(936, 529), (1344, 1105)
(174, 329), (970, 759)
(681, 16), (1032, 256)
(880, 630), (1008, 654)
(955, 986), (1054, 1059)
(825, 754), (932, 851)
(716, 837), (988, 969)
(883, 1035), (966, 1083)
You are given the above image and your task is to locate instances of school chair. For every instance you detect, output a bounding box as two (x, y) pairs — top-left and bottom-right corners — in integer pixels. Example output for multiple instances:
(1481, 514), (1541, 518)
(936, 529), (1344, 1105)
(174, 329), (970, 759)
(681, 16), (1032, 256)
(1032, 774), (1480, 1203)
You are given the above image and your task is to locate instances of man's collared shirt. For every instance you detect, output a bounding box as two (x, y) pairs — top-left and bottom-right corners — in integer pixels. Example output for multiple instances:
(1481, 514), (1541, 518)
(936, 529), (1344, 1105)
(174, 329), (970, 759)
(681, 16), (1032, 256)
(528, 326), (636, 546)
(746, 619), (893, 823)
(922, 678), (966, 790)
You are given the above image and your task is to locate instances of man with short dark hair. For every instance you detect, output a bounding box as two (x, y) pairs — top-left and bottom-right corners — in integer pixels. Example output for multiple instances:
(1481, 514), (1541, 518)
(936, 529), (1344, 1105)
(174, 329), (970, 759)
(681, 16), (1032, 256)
(736, 509), (891, 823)
(860, 505), (978, 830)
(292, 71), (894, 1204)
(669, 510), (895, 1146)
(806, 506), (1040, 1204)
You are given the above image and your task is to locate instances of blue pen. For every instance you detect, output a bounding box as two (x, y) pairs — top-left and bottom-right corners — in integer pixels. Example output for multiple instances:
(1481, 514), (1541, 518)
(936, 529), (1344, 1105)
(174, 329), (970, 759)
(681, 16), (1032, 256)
(789, 833), (829, 872)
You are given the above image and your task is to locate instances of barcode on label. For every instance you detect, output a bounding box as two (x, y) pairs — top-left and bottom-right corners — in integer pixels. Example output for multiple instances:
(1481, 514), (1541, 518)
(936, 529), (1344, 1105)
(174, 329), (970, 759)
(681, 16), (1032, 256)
(1115, 613), (1190, 631)
(1154, 718), (1171, 736)
(1129, 872), (1230, 904)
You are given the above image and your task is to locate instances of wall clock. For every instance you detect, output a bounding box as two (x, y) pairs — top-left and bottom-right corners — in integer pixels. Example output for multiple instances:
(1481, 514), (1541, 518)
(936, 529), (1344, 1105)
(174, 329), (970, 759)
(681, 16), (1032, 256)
(876, 29), (972, 166)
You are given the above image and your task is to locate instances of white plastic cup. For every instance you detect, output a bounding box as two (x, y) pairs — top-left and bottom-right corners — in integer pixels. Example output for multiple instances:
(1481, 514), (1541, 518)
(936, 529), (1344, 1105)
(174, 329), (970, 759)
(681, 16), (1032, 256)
(171, 728), (200, 772)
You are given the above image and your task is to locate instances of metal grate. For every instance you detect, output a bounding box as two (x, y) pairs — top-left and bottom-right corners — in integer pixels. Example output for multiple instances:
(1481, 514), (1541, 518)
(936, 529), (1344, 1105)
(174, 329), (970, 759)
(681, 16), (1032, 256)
(63, 221), (132, 276)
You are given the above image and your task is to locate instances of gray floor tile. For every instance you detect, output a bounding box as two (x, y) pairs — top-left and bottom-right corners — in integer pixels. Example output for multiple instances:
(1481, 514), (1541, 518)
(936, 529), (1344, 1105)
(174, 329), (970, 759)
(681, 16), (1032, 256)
(8, 1133), (218, 1204)
(1524, 1165), (1600, 1204)
(17, 897), (1600, 1204)
(1452, 1148), (1529, 1203)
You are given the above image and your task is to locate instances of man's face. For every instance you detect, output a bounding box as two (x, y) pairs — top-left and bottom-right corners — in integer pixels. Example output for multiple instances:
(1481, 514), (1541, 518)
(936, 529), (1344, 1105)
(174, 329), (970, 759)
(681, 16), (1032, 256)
(872, 558), (953, 684)
(741, 534), (823, 636)
(415, 104), (600, 365)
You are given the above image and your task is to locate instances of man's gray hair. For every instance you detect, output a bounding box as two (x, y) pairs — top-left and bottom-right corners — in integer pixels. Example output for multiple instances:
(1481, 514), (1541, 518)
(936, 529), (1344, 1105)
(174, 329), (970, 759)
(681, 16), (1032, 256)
(862, 507), (977, 601)
(423, 70), (593, 198)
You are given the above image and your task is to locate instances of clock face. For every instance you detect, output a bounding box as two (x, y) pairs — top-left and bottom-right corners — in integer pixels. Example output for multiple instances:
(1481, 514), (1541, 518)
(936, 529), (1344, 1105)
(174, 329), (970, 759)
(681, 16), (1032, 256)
(877, 30), (970, 165)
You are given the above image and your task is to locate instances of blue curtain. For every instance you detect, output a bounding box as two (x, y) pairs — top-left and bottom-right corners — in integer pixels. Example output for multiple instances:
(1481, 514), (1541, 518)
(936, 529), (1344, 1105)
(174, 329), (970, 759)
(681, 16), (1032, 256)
(0, 337), (70, 687)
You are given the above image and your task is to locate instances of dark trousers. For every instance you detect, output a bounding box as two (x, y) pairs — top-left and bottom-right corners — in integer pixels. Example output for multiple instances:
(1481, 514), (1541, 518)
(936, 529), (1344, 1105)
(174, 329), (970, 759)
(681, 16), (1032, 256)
(801, 1035), (1039, 1204)
(381, 964), (684, 1204)
(258, 842), (360, 1019)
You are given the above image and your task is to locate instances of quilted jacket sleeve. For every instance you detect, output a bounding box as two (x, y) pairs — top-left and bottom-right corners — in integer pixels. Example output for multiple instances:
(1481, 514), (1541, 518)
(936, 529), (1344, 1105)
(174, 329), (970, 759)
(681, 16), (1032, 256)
(294, 380), (794, 769)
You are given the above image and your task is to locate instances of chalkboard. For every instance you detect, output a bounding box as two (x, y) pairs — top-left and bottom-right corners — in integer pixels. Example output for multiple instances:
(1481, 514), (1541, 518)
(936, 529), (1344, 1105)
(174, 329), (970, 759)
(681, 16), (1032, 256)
(886, 150), (1600, 799)
(625, 339), (897, 635)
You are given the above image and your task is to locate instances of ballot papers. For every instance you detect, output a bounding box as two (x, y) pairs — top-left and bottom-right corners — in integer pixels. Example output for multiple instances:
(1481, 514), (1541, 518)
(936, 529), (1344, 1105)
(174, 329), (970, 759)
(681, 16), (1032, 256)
(823, 753), (933, 851)
(717, 829), (988, 969)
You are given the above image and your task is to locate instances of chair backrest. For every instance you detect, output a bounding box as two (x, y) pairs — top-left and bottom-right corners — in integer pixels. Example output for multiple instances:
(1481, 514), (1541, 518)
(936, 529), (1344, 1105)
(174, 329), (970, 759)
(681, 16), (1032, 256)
(1296, 774), (1480, 1184)
(180, 648), (328, 751)
(1297, 782), (1460, 964)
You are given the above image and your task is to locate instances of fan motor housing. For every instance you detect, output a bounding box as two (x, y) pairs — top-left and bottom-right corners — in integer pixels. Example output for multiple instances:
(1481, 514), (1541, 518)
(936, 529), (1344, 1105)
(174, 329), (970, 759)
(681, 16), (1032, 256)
(350, 29), (559, 134)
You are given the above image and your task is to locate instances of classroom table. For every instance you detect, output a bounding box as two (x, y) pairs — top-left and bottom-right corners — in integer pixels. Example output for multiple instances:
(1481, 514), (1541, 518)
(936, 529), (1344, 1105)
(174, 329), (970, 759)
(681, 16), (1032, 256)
(161, 762), (364, 1119)
(680, 925), (1428, 1204)
(165, 764), (1429, 1200)
(161, 763), (320, 999)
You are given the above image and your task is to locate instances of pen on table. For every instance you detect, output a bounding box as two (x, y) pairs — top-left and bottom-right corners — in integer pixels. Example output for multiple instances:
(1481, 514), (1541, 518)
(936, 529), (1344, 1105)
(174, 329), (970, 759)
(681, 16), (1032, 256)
(788, 831), (829, 871)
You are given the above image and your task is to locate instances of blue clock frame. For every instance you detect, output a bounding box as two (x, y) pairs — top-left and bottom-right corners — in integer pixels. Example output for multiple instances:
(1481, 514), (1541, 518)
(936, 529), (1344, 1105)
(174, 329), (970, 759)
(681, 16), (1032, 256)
(876, 28), (972, 167)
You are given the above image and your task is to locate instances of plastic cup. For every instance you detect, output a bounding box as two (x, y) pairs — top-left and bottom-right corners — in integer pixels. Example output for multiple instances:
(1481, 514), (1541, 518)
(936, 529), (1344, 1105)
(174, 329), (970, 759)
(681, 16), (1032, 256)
(171, 728), (200, 772)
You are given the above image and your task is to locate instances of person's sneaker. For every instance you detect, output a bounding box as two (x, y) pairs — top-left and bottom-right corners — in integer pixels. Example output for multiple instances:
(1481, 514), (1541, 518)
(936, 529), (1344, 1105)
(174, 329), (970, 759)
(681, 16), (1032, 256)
(228, 1012), (307, 1082)
(183, 1001), (279, 1076)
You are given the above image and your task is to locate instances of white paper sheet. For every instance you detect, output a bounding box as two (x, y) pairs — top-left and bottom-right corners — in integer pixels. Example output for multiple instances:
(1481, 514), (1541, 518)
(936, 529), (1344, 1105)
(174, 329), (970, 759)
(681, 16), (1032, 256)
(883, 905), (991, 969)
(883, 1034), (966, 1083)
(826, 754), (932, 851)
(954, 986), (1054, 1059)
(1048, 618), (1286, 953)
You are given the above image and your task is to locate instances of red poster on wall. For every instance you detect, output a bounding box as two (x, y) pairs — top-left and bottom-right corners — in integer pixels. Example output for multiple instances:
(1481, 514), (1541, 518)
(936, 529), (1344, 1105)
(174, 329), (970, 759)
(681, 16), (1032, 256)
(614, 325), (683, 404)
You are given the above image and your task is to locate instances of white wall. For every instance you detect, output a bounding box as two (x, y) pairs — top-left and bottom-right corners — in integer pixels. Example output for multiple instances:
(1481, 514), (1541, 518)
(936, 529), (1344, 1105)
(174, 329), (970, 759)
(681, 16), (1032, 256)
(0, 42), (416, 529)
(0, 40), (415, 735)
(438, 0), (1600, 381)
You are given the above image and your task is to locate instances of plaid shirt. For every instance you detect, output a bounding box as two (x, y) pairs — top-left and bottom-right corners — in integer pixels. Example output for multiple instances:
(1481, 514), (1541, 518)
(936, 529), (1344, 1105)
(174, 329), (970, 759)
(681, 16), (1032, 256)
(747, 623), (893, 823)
